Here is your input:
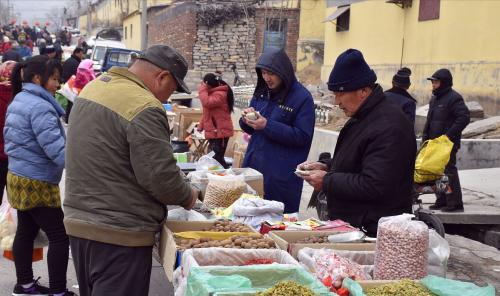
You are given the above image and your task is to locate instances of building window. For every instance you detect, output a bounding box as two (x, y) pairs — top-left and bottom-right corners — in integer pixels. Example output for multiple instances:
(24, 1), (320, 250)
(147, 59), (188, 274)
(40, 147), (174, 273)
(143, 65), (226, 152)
(264, 19), (287, 50)
(336, 6), (350, 32)
(419, 0), (440, 21)
(130, 24), (133, 38)
(125, 27), (127, 40)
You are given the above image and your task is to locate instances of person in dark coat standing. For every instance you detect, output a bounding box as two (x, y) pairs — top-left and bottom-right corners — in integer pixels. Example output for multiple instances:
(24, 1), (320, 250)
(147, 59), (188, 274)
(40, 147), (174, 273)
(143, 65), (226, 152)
(53, 38), (64, 63)
(61, 48), (83, 83)
(384, 67), (416, 125)
(61, 48), (83, 125)
(299, 49), (416, 237)
(239, 46), (315, 216)
(423, 69), (470, 212)
(2, 42), (22, 63)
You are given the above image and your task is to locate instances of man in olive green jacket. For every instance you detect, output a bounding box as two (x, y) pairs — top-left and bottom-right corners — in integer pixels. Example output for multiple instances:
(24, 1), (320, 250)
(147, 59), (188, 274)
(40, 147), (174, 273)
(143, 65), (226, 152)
(64, 45), (197, 296)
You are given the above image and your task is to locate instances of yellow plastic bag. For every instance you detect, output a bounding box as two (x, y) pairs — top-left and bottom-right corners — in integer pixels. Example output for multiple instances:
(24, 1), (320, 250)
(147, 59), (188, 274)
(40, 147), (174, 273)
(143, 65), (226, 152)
(414, 135), (454, 183)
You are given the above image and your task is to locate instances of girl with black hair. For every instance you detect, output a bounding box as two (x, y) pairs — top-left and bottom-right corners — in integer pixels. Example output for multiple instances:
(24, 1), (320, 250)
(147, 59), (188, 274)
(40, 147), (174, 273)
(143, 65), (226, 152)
(197, 73), (235, 168)
(4, 55), (75, 296)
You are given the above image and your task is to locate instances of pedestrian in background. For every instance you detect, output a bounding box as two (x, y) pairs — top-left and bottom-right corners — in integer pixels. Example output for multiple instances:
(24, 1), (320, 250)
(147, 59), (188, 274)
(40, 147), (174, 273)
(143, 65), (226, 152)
(4, 55), (75, 296)
(384, 67), (416, 125)
(0, 60), (16, 203)
(424, 69), (470, 212)
(18, 41), (32, 61)
(198, 73), (235, 168)
(2, 42), (22, 63)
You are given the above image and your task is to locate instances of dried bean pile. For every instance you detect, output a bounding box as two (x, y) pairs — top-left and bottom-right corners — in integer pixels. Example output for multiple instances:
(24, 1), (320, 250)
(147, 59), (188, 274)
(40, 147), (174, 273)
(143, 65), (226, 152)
(203, 179), (247, 207)
(295, 234), (330, 244)
(366, 279), (437, 296)
(178, 233), (277, 250)
(202, 219), (252, 232)
(374, 218), (429, 280)
(256, 281), (318, 296)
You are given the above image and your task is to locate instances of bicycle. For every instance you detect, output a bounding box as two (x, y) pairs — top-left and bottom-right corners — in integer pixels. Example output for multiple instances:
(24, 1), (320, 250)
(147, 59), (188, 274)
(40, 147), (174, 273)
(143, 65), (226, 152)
(412, 171), (450, 238)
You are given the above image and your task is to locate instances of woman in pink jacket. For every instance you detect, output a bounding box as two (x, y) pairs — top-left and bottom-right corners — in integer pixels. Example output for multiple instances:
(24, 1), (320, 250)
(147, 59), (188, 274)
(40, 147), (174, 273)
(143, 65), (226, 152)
(198, 73), (234, 168)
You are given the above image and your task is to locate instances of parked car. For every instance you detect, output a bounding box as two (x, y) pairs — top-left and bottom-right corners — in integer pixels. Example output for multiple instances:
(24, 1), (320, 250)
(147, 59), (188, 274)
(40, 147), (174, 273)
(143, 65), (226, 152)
(90, 40), (127, 74)
(100, 47), (141, 73)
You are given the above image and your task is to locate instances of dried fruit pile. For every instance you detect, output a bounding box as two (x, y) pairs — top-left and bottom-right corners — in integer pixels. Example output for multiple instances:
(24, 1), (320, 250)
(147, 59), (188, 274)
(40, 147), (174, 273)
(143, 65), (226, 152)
(241, 258), (276, 266)
(295, 234), (331, 244)
(202, 219), (253, 232)
(178, 233), (276, 250)
(256, 281), (318, 296)
(366, 279), (437, 296)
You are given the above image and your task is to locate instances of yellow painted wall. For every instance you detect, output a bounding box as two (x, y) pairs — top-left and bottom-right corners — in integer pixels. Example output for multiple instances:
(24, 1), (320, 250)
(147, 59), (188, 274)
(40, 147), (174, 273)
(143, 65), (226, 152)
(297, 0), (327, 71)
(322, 0), (500, 115)
(79, 0), (172, 37)
(123, 13), (142, 50)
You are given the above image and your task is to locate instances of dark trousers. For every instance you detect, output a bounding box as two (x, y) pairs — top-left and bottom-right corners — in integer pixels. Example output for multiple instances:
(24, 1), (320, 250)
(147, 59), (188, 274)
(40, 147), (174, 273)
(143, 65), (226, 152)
(436, 148), (463, 206)
(65, 100), (73, 124)
(208, 137), (229, 169)
(13, 207), (69, 294)
(70, 236), (153, 296)
(0, 160), (7, 203)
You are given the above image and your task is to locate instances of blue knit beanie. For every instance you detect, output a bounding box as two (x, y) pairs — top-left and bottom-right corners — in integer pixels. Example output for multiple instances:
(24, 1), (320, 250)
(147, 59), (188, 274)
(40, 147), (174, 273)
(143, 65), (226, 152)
(327, 49), (377, 92)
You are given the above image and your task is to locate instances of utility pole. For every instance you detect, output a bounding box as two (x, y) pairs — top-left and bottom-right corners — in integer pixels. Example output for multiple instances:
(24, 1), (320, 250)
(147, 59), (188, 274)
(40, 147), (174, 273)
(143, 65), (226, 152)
(140, 0), (147, 50)
(6, 0), (10, 22)
(87, 0), (92, 37)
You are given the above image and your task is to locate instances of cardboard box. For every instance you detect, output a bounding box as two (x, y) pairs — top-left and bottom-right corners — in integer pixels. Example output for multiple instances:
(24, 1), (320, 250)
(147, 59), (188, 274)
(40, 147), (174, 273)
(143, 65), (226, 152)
(268, 230), (375, 259)
(232, 150), (245, 168)
(159, 221), (257, 281)
(225, 131), (243, 158)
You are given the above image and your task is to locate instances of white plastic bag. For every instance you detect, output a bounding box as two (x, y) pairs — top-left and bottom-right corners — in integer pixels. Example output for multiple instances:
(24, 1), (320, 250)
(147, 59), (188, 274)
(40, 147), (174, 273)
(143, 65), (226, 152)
(232, 198), (284, 230)
(203, 173), (247, 208)
(167, 208), (208, 222)
(58, 75), (79, 102)
(374, 214), (429, 280)
(195, 152), (223, 171)
(172, 266), (187, 296)
(427, 229), (450, 277)
(298, 247), (374, 277)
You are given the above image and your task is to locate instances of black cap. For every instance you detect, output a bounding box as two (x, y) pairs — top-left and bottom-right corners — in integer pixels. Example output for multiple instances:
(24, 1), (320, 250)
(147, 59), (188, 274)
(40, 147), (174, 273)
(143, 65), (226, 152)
(138, 45), (191, 94)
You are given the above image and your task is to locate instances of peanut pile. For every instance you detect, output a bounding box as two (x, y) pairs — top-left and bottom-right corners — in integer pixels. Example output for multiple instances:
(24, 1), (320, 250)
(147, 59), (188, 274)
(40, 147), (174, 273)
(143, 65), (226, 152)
(203, 180), (247, 208)
(202, 219), (253, 232)
(178, 233), (276, 250)
(374, 223), (429, 280)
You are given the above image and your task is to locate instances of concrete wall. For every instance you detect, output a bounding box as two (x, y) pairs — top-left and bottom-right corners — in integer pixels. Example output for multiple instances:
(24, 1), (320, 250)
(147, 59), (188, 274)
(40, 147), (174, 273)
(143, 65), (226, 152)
(322, 0), (500, 116)
(308, 128), (500, 170)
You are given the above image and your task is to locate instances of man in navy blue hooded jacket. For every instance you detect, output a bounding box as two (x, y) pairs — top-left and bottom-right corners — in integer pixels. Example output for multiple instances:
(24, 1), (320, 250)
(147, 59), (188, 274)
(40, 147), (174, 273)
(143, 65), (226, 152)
(239, 47), (315, 215)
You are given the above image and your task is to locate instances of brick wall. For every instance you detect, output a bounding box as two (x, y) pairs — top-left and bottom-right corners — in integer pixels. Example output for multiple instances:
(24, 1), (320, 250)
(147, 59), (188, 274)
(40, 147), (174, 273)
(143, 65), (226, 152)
(147, 2), (198, 67)
(254, 8), (300, 71)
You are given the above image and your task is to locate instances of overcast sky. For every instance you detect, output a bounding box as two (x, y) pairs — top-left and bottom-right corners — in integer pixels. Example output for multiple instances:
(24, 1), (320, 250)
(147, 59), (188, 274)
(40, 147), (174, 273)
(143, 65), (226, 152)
(9, 0), (85, 30)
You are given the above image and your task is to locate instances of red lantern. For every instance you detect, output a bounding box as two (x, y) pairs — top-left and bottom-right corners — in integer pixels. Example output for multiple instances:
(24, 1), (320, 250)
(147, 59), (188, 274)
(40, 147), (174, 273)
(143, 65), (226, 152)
(23, 20), (28, 25)
(35, 22), (40, 26)
(11, 19), (16, 24)
(45, 21), (50, 26)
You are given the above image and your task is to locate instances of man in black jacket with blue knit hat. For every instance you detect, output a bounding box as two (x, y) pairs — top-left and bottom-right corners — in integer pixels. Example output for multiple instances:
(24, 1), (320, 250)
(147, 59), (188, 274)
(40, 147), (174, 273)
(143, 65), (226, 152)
(423, 69), (470, 212)
(300, 49), (416, 237)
